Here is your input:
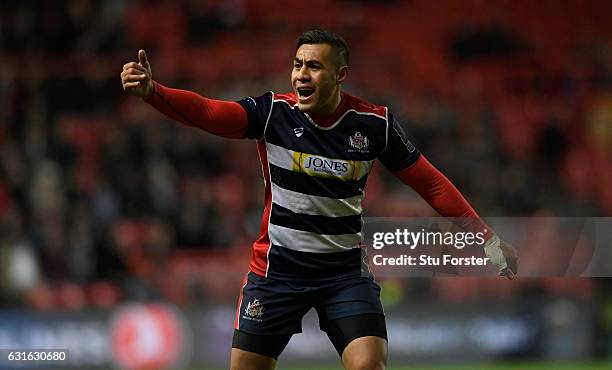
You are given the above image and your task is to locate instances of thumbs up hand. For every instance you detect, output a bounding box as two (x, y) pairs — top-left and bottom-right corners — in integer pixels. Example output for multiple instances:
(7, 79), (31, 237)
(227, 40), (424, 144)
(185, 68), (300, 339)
(121, 49), (154, 99)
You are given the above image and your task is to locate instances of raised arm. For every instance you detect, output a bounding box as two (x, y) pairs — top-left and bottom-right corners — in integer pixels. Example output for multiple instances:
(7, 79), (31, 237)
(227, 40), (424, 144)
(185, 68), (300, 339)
(394, 156), (487, 231)
(121, 50), (248, 139)
(394, 155), (517, 279)
(379, 114), (517, 279)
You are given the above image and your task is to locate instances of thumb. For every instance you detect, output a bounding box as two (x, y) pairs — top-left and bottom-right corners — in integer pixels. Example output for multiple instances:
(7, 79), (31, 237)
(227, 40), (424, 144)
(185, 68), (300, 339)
(138, 49), (150, 69)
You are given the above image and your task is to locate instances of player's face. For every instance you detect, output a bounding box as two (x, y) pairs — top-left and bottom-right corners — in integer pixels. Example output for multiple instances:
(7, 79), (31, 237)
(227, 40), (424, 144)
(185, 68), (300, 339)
(292, 44), (346, 115)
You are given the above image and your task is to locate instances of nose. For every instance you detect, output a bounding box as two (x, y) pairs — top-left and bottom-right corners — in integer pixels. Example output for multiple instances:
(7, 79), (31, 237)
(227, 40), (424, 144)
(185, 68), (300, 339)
(296, 65), (310, 82)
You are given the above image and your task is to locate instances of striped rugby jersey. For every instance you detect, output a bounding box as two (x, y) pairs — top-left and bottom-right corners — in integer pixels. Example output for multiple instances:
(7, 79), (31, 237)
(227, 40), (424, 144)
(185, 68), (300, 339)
(237, 91), (420, 280)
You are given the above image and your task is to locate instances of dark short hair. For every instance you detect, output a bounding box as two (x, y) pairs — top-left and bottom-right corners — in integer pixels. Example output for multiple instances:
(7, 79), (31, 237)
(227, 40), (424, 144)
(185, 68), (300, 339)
(296, 29), (349, 67)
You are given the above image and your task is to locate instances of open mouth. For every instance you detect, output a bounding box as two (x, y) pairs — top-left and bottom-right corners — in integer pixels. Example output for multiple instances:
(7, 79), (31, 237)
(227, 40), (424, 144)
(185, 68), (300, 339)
(297, 87), (315, 100)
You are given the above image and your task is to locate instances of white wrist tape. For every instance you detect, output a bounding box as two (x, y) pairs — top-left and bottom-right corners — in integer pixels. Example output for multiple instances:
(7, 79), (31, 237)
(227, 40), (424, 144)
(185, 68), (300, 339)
(483, 234), (507, 271)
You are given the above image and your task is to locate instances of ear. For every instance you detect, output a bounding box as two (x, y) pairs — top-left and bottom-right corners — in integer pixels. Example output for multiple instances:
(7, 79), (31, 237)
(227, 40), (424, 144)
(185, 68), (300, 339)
(337, 65), (348, 83)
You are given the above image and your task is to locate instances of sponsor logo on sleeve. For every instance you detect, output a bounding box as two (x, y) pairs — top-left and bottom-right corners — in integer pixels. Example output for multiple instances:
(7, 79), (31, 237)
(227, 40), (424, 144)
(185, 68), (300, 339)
(393, 121), (416, 153)
(294, 127), (305, 137)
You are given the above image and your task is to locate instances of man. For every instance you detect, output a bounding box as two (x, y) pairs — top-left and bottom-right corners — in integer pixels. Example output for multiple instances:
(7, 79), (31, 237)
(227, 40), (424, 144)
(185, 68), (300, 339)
(121, 30), (517, 370)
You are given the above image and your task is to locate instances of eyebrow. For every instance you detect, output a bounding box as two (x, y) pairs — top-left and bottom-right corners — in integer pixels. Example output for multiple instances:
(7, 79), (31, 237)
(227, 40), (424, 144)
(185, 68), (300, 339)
(293, 58), (324, 67)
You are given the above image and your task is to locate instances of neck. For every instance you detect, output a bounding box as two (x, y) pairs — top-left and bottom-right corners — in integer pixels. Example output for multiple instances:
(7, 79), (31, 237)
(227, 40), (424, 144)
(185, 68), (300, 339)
(309, 91), (346, 128)
(316, 88), (342, 116)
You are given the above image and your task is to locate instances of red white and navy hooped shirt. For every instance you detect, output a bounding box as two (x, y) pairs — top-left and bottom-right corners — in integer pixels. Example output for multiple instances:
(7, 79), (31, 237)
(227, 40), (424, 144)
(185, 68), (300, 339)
(237, 91), (420, 280)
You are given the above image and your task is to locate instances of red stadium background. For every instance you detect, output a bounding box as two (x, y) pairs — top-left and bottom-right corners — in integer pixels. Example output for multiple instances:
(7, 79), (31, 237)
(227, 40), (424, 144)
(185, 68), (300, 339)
(0, 0), (611, 369)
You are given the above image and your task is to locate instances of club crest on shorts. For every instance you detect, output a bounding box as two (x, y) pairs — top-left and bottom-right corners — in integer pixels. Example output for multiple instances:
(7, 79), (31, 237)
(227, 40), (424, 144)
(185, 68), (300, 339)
(243, 298), (264, 321)
(294, 127), (305, 137)
(348, 131), (370, 152)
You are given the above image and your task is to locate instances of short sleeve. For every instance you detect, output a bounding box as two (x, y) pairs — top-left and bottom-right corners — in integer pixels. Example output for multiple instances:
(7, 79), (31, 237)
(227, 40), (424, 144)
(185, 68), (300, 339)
(378, 112), (421, 171)
(236, 92), (274, 140)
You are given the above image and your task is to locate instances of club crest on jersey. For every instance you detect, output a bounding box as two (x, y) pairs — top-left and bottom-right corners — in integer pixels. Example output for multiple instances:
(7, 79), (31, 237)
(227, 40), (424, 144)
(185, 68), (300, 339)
(243, 298), (264, 321)
(348, 131), (370, 153)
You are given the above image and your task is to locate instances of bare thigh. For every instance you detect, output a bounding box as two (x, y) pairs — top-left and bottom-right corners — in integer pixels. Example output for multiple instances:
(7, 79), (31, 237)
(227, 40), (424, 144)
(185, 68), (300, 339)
(230, 348), (276, 370)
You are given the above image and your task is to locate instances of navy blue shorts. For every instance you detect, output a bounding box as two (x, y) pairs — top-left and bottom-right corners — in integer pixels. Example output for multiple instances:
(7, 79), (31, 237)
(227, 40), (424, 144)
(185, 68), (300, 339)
(234, 271), (385, 336)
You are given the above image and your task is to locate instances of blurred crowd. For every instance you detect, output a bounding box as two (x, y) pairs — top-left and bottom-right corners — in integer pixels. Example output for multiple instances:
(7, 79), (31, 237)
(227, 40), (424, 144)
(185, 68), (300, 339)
(0, 0), (611, 311)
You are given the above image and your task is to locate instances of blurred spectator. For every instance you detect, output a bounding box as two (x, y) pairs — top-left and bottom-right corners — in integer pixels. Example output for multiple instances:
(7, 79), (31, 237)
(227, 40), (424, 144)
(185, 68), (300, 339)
(0, 0), (610, 308)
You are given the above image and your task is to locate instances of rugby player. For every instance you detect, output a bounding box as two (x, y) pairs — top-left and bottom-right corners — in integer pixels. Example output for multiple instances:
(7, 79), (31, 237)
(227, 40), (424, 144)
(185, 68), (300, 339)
(121, 30), (517, 370)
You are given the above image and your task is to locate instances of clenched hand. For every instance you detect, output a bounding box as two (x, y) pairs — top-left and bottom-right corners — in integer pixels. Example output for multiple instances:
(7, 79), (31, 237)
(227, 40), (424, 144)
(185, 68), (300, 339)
(121, 49), (154, 99)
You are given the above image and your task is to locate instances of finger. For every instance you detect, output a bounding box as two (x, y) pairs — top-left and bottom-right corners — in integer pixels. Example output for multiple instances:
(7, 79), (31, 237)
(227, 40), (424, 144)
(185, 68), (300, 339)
(500, 268), (515, 280)
(508, 260), (518, 275)
(123, 81), (141, 88)
(123, 62), (146, 73)
(138, 49), (149, 69)
(122, 68), (148, 78)
(124, 67), (147, 76)
(506, 255), (518, 275)
(122, 74), (148, 82)
(119, 71), (148, 80)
